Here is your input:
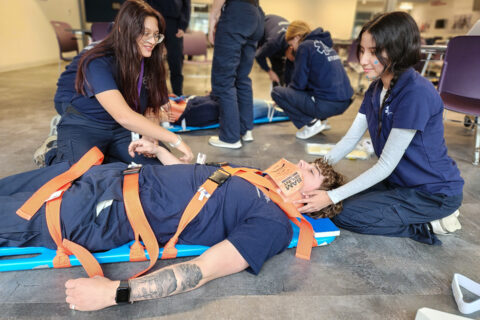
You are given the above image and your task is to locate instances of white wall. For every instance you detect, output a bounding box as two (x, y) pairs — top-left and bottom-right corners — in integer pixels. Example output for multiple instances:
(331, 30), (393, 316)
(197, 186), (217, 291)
(0, 0), (81, 72)
(260, 0), (357, 39)
(410, 0), (480, 39)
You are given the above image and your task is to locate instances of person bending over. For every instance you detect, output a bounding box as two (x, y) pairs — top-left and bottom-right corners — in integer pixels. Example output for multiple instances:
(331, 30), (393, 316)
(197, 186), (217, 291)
(0, 141), (344, 311)
(271, 21), (354, 140)
(51, 0), (192, 166)
(296, 12), (464, 245)
(255, 14), (293, 87)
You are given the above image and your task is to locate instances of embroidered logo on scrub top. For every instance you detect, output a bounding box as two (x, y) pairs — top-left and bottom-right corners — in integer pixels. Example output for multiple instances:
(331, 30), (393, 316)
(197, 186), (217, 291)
(314, 40), (340, 61)
(384, 105), (393, 116)
(197, 187), (211, 201)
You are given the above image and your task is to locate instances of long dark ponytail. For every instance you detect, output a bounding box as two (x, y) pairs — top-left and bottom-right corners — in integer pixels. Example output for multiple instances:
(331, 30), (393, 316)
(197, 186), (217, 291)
(75, 0), (168, 114)
(357, 11), (421, 135)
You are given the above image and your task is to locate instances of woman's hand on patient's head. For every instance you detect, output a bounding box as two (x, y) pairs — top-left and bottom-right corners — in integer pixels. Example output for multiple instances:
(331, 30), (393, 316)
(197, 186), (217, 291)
(295, 190), (333, 214)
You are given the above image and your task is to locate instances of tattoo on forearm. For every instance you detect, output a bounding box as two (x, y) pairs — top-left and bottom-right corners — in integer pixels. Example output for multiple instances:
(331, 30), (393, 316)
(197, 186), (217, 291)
(130, 263), (203, 302)
(178, 264), (202, 291)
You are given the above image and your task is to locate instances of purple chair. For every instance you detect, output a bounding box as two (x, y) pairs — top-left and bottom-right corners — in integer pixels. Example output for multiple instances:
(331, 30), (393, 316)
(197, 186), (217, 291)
(183, 31), (210, 63)
(438, 35), (480, 165)
(91, 22), (113, 42)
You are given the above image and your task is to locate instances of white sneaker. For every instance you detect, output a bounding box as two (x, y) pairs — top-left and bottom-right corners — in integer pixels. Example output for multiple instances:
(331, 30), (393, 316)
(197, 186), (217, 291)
(322, 119), (332, 131)
(295, 120), (326, 139)
(430, 210), (461, 235)
(242, 130), (254, 142)
(33, 135), (57, 167)
(208, 136), (242, 149)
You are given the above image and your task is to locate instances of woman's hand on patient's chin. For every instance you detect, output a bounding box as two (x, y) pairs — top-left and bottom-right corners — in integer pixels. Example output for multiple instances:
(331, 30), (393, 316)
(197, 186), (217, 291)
(295, 190), (333, 213)
(176, 141), (194, 163)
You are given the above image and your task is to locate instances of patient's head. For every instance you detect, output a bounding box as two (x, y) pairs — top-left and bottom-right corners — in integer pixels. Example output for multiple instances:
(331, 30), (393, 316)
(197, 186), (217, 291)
(298, 158), (345, 219)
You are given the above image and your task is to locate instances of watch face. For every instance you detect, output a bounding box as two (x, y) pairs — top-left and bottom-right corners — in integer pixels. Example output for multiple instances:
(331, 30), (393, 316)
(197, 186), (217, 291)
(116, 288), (130, 303)
(116, 281), (130, 304)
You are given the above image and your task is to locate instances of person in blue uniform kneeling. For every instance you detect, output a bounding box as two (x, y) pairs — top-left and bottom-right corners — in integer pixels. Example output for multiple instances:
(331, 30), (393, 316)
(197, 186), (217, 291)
(0, 140), (344, 311)
(52, 0), (193, 166)
(271, 21), (354, 140)
(296, 12), (464, 245)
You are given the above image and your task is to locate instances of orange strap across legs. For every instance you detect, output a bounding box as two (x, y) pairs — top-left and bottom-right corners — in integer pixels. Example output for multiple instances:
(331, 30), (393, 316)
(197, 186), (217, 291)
(16, 147), (105, 276)
(122, 168), (160, 279)
(16, 147), (104, 220)
(46, 192), (103, 277)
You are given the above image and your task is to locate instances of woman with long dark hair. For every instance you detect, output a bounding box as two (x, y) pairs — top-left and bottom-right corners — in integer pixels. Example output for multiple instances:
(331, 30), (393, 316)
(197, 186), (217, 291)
(295, 12), (464, 245)
(53, 0), (193, 165)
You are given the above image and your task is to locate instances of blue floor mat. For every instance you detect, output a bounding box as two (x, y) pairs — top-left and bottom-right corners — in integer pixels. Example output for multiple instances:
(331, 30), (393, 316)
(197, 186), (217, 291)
(0, 217), (339, 272)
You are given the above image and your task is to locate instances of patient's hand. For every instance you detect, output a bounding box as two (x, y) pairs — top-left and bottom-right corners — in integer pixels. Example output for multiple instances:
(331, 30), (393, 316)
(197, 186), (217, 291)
(128, 139), (159, 158)
(65, 276), (118, 311)
(295, 190), (333, 214)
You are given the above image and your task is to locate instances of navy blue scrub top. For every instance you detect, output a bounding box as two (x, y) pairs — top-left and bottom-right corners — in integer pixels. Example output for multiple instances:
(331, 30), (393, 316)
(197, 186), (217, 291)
(66, 55), (149, 124)
(360, 68), (464, 196)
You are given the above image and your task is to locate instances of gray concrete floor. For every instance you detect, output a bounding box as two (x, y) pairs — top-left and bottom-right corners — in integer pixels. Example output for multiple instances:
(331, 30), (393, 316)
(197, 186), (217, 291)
(0, 59), (480, 320)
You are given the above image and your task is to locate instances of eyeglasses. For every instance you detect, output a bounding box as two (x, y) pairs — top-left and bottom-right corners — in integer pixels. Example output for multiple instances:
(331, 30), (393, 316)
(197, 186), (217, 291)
(141, 32), (164, 44)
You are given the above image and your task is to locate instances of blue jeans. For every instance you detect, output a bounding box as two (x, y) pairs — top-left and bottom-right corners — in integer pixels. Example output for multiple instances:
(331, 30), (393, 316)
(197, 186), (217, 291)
(332, 181), (463, 245)
(211, 0), (264, 143)
(271, 86), (352, 128)
(52, 109), (164, 165)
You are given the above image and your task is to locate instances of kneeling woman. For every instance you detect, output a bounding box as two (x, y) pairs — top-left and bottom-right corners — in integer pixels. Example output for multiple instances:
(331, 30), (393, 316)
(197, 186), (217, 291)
(53, 0), (193, 165)
(296, 12), (464, 245)
(271, 21), (354, 140)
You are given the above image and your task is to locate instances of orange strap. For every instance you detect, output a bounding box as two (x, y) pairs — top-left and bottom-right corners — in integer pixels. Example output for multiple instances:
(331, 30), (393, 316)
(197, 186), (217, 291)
(122, 171), (160, 279)
(161, 169), (229, 259)
(45, 194), (103, 277)
(162, 166), (317, 261)
(39, 147), (105, 277)
(16, 147), (104, 220)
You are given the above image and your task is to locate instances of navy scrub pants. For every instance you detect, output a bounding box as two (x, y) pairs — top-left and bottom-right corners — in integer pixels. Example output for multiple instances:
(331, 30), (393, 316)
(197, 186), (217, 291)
(52, 108), (164, 165)
(211, 0), (264, 143)
(332, 181), (463, 245)
(271, 86), (352, 129)
(165, 17), (184, 96)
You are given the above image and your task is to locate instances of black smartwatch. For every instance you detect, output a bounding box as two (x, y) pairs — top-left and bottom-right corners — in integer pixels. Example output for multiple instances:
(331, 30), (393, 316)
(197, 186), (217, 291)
(115, 280), (131, 304)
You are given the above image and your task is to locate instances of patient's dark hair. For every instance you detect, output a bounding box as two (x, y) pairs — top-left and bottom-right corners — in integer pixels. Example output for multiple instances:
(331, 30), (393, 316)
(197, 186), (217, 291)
(305, 158), (346, 219)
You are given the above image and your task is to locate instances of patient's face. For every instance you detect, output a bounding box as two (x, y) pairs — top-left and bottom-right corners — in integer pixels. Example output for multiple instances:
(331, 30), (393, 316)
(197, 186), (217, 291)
(297, 160), (325, 193)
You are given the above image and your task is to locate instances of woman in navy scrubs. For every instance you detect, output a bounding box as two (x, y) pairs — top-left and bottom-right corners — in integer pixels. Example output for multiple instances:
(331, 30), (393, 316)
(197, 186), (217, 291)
(296, 12), (464, 245)
(271, 21), (353, 140)
(207, 0), (264, 149)
(54, 0), (193, 165)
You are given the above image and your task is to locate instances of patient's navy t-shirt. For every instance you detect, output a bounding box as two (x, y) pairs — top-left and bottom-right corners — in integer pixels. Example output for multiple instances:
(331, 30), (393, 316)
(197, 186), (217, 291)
(1, 163), (293, 275)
